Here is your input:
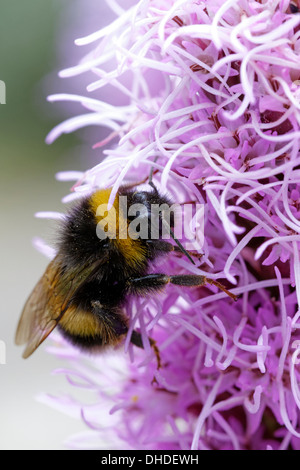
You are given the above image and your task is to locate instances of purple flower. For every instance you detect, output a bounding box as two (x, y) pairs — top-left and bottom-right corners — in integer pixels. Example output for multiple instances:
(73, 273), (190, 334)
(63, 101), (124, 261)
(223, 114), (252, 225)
(39, 0), (300, 449)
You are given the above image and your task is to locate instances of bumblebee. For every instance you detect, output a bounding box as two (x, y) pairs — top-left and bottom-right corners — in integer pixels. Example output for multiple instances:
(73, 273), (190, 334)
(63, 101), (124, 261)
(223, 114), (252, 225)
(15, 183), (236, 362)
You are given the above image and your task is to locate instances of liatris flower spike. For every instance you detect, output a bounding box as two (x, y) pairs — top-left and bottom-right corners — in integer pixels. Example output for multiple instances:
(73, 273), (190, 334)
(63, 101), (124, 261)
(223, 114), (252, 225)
(36, 0), (300, 450)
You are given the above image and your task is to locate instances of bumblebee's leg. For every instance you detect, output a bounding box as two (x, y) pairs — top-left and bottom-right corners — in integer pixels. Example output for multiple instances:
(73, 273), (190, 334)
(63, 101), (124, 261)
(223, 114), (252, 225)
(128, 273), (237, 301)
(130, 329), (143, 348)
(130, 330), (162, 370)
(146, 240), (203, 261)
(89, 303), (162, 367)
(172, 245), (204, 261)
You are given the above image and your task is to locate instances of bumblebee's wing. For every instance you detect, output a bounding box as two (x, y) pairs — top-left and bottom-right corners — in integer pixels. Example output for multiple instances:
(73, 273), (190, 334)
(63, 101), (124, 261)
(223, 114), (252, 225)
(15, 254), (108, 358)
(15, 257), (65, 358)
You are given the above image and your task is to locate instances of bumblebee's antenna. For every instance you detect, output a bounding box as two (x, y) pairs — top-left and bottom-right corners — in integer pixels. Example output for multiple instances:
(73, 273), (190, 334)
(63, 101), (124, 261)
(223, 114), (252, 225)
(206, 278), (238, 302)
(148, 156), (158, 191)
(162, 219), (196, 265)
(148, 158), (196, 266)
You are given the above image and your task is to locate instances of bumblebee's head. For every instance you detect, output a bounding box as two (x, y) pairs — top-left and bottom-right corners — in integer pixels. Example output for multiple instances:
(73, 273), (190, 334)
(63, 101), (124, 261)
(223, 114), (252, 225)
(59, 185), (176, 271)
(89, 185), (175, 243)
(123, 186), (175, 242)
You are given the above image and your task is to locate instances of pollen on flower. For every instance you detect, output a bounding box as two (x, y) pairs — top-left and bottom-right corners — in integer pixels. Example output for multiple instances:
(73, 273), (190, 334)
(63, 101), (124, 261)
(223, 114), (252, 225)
(41, 0), (300, 451)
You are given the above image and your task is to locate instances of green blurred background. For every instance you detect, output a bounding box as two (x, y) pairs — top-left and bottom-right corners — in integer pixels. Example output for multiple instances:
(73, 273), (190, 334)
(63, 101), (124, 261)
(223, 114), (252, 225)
(0, 0), (93, 449)
(0, 0), (81, 176)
